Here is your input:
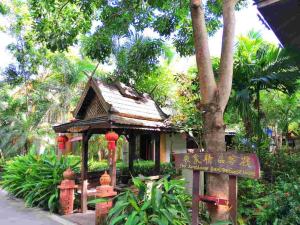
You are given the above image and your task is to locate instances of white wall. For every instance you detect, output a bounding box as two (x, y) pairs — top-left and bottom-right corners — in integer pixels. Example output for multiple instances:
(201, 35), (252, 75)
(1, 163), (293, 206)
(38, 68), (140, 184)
(165, 133), (203, 195)
(165, 133), (187, 162)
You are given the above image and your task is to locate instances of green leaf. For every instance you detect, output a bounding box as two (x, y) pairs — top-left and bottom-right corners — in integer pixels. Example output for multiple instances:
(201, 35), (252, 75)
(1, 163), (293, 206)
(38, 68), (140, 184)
(110, 215), (127, 225)
(88, 198), (109, 205)
(125, 211), (138, 225)
(211, 221), (233, 225)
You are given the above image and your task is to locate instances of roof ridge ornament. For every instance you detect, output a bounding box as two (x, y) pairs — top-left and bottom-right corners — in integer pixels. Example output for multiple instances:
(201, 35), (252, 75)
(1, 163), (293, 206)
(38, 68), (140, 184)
(114, 80), (142, 100)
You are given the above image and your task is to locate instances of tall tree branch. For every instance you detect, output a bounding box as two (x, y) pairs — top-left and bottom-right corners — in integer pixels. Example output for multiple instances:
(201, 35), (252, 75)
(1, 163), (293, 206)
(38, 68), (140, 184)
(218, 0), (237, 111)
(190, 0), (216, 104)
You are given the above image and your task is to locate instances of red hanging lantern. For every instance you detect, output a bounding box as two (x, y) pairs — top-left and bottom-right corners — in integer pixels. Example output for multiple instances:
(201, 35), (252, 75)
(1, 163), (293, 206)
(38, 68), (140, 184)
(57, 135), (68, 151)
(105, 131), (119, 151)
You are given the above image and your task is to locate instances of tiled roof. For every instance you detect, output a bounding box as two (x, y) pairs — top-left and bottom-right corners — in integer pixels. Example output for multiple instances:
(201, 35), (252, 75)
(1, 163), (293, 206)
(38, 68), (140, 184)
(94, 79), (168, 122)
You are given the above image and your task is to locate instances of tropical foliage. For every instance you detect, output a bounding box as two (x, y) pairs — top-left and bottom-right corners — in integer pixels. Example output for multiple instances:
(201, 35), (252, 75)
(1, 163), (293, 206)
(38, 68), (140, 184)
(88, 159), (176, 177)
(1, 0), (300, 223)
(1, 149), (80, 212)
(238, 149), (300, 225)
(106, 176), (191, 225)
(230, 31), (300, 137)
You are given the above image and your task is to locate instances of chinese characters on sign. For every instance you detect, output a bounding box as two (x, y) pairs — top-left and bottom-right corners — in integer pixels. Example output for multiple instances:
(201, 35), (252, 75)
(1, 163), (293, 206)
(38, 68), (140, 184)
(173, 152), (260, 179)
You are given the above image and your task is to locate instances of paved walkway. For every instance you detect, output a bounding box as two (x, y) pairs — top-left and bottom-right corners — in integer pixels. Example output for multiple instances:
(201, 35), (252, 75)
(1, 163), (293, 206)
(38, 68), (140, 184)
(0, 189), (75, 225)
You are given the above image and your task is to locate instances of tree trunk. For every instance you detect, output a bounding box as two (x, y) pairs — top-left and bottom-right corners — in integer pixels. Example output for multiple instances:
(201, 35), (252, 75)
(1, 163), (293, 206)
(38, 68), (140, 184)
(203, 100), (226, 152)
(243, 116), (254, 138)
(203, 99), (229, 221)
(190, 0), (237, 221)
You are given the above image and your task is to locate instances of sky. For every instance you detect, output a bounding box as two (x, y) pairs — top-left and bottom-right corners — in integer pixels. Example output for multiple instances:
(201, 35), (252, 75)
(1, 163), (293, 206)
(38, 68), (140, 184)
(0, 2), (279, 72)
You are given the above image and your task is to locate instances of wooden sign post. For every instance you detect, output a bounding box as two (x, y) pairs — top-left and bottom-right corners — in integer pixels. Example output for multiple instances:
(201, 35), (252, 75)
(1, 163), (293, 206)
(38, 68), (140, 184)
(174, 151), (260, 225)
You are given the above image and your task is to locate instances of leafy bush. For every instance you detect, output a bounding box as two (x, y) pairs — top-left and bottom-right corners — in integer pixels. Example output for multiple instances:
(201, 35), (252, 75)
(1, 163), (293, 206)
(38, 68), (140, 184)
(0, 158), (5, 170)
(106, 176), (191, 225)
(256, 176), (300, 225)
(238, 178), (268, 224)
(238, 150), (300, 224)
(1, 150), (79, 212)
(88, 159), (176, 177)
(260, 149), (300, 182)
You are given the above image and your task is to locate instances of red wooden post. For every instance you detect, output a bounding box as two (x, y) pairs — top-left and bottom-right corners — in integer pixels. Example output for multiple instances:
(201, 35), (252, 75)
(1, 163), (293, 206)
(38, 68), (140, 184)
(229, 175), (237, 225)
(192, 170), (200, 225)
(95, 171), (117, 225)
(105, 131), (119, 187)
(58, 168), (77, 215)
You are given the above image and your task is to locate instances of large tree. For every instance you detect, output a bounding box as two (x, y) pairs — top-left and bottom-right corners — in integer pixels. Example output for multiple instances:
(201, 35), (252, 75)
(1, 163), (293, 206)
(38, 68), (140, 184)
(191, 0), (238, 220)
(27, 0), (243, 221)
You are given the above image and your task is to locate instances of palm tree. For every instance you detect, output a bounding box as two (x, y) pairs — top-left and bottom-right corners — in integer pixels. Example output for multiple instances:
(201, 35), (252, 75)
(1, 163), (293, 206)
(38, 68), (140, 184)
(0, 113), (52, 156)
(0, 55), (92, 157)
(41, 54), (88, 124)
(230, 31), (300, 137)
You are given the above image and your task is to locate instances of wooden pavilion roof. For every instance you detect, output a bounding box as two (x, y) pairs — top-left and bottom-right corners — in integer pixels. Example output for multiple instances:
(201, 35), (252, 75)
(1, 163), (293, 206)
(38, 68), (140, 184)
(255, 0), (300, 50)
(53, 78), (174, 133)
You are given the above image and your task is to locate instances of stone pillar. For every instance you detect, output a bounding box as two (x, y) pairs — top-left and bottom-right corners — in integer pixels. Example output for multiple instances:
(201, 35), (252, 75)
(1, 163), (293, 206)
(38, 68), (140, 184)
(58, 168), (77, 215)
(95, 171), (117, 225)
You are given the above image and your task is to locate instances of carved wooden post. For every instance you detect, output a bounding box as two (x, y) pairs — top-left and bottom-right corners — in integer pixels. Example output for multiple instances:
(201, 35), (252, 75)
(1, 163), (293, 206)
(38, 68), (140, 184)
(95, 171), (117, 225)
(58, 168), (77, 215)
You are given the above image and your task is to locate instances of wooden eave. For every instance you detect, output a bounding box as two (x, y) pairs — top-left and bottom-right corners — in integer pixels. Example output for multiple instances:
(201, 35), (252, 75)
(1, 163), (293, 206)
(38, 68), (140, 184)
(53, 116), (176, 134)
(255, 0), (300, 50)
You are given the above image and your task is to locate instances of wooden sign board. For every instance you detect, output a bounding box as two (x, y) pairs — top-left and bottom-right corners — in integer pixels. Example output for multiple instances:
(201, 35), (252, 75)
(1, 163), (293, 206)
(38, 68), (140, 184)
(174, 152), (260, 179)
(173, 151), (260, 225)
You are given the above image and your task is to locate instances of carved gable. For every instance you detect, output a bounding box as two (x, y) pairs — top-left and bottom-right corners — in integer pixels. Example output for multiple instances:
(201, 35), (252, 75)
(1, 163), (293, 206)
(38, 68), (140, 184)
(76, 87), (107, 120)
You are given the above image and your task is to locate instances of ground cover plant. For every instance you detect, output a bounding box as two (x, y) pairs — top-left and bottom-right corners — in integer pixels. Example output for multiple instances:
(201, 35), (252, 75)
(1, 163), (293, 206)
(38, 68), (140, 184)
(1, 149), (80, 212)
(106, 176), (191, 225)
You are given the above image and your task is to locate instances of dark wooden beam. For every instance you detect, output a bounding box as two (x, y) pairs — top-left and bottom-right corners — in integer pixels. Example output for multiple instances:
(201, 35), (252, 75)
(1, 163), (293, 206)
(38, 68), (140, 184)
(80, 132), (90, 213)
(129, 133), (136, 173)
(229, 175), (237, 225)
(192, 170), (200, 225)
(109, 148), (117, 187)
(155, 134), (160, 174)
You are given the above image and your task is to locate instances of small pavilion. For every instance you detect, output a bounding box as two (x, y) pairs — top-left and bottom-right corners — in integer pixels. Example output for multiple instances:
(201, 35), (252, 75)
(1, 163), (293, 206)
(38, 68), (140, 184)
(53, 77), (177, 212)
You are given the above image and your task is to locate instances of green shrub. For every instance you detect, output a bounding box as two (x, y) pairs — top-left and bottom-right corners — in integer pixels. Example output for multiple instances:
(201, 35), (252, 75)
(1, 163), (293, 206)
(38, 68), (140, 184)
(256, 176), (300, 225)
(0, 158), (5, 169)
(238, 150), (300, 224)
(238, 178), (268, 224)
(260, 150), (300, 182)
(1, 150), (80, 212)
(106, 176), (191, 225)
(88, 159), (110, 171)
(87, 159), (176, 177)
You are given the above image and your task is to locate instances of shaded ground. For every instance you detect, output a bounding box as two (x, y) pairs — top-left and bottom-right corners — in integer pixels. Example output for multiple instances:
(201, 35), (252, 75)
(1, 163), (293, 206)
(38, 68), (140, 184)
(62, 211), (95, 225)
(0, 189), (75, 225)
